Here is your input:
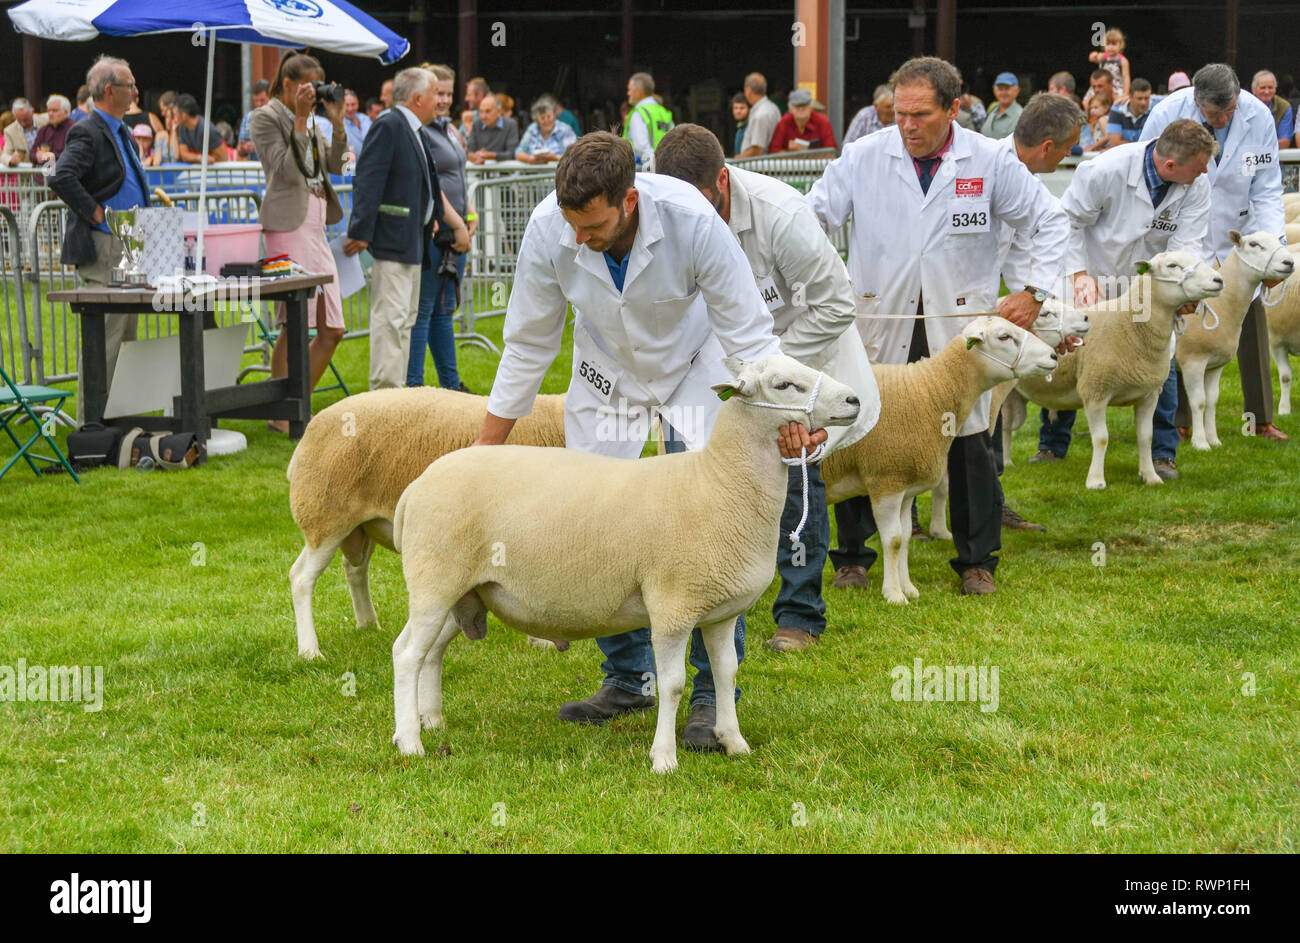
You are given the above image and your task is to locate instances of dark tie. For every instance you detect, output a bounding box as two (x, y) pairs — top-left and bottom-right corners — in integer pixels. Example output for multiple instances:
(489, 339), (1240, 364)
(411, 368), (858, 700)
(116, 124), (146, 201)
(917, 156), (941, 195)
(1202, 121), (1223, 163)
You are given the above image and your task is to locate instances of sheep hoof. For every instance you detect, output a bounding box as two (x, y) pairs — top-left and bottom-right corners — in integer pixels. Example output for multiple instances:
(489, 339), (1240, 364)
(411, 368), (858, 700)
(1086, 478), (1106, 490)
(356, 617), (381, 631)
(1279, 405), (1291, 416)
(651, 751), (679, 774)
(883, 589), (909, 605)
(393, 732), (425, 756)
(931, 528), (953, 541)
(299, 647), (324, 660)
(1142, 474), (1164, 486)
(903, 583), (920, 599)
(1207, 437), (1221, 448)
(721, 734), (751, 756)
(1192, 439), (1211, 452)
(420, 712), (445, 730)
(527, 636), (559, 650)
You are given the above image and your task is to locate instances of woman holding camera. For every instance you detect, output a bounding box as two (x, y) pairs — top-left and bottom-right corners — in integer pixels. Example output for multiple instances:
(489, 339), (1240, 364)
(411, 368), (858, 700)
(251, 52), (349, 431)
(405, 63), (477, 391)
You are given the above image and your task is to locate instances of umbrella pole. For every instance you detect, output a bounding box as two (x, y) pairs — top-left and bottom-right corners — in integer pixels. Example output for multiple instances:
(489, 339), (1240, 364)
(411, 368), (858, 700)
(196, 28), (216, 277)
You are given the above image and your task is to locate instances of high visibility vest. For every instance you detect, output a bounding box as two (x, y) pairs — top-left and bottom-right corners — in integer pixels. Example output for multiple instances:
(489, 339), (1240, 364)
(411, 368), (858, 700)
(623, 98), (674, 148)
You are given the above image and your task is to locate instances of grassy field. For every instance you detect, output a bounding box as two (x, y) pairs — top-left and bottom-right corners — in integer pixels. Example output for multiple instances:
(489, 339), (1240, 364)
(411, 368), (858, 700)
(1, 312), (1298, 853)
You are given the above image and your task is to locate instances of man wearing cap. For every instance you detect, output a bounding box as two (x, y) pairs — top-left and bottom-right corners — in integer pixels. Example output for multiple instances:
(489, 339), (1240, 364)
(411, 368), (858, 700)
(769, 88), (837, 152)
(1169, 72), (1192, 93)
(982, 73), (1023, 140)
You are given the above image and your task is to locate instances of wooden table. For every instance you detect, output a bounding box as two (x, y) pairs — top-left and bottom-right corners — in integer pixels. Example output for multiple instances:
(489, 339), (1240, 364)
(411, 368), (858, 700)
(49, 274), (332, 450)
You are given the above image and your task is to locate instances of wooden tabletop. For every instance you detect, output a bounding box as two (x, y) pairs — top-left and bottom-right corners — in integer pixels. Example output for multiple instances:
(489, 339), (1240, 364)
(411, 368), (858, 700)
(48, 273), (333, 306)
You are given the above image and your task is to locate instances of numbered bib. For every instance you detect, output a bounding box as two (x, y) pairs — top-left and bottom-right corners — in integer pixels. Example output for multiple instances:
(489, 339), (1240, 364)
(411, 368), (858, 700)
(950, 200), (991, 233)
(1241, 151), (1272, 177)
(756, 274), (785, 312)
(1148, 216), (1179, 234)
(576, 349), (619, 405)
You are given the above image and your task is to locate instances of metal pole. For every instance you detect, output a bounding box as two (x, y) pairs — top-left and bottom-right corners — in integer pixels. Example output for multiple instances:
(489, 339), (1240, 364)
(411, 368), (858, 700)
(937, 0), (957, 63)
(197, 29), (216, 277)
(828, 0), (844, 142)
(1224, 0), (1239, 68)
(458, 0), (477, 92)
(241, 44), (253, 116)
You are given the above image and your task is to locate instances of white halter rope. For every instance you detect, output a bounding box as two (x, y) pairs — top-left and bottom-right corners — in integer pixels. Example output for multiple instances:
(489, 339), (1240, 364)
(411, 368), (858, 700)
(739, 372), (826, 548)
(1150, 264), (1215, 335)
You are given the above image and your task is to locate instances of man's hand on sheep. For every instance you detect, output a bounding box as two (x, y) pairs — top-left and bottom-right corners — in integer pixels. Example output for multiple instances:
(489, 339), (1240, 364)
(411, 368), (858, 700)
(996, 290), (1043, 329)
(777, 421), (828, 460)
(473, 412), (518, 446)
(1072, 272), (1098, 308)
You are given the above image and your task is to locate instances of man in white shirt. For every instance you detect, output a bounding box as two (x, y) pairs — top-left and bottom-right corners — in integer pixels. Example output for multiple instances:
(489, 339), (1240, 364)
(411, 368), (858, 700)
(737, 72), (781, 157)
(1139, 63), (1289, 447)
(656, 123), (882, 652)
(476, 131), (812, 749)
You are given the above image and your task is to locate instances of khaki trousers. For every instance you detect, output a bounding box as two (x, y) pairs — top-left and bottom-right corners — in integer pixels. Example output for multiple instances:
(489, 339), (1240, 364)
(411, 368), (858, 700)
(368, 258), (422, 390)
(75, 229), (138, 426)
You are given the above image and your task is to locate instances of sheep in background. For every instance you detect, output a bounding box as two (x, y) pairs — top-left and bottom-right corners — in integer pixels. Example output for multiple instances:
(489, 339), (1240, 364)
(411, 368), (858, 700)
(389, 354), (861, 773)
(1266, 245), (1300, 414)
(819, 317), (1059, 604)
(286, 388), (566, 660)
(1176, 230), (1295, 449)
(1016, 251), (1224, 489)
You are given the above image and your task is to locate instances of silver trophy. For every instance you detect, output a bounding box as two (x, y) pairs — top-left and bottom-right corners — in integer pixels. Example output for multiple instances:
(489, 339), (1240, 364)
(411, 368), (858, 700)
(106, 208), (149, 287)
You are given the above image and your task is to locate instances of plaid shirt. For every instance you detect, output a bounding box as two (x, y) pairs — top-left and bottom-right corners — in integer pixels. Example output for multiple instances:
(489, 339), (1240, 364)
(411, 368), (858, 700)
(845, 105), (887, 144)
(517, 119), (577, 157)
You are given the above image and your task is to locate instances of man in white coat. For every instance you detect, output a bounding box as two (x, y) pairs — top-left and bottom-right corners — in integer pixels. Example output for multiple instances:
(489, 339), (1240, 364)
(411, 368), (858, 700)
(807, 56), (1068, 597)
(655, 123), (882, 653)
(1139, 63), (1289, 446)
(475, 132), (795, 749)
(1033, 120), (1216, 480)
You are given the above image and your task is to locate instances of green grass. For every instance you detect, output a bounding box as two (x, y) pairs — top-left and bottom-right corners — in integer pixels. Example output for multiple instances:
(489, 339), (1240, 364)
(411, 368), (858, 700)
(1, 314), (1298, 853)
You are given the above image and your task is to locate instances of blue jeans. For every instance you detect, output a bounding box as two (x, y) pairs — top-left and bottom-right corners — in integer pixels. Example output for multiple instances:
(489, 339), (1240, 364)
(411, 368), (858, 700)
(1038, 409), (1076, 457)
(595, 423), (744, 707)
(772, 462), (828, 636)
(1152, 358), (1180, 461)
(405, 239), (464, 388)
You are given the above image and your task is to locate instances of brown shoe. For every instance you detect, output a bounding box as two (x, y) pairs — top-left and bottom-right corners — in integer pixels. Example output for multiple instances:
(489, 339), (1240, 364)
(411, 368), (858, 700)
(910, 503), (930, 540)
(766, 627), (817, 652)
(832, 565), (869, 589)
(960, 567), (995, 596)
(1002, 504), (1046, 532)
(1028, 449), (1064, 463)
(1257, 422), (1289, 441)
(1178, 426), (1191, 441)
(1153, 457), (1179, 481)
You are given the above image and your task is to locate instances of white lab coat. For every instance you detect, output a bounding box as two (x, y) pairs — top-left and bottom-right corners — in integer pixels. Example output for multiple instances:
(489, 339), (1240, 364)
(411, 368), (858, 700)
(488, 172), (781, 458)
(993, 134), (1067, 296)
(1138, 87), (1285, 262)
(1060, 140), (1212, 295)
(724, 165), (881, 451)
(807, 123), (1068, 435)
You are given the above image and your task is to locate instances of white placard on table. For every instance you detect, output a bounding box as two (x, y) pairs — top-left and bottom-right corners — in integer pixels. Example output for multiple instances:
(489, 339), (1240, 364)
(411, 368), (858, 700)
(103, 325), (247, 419)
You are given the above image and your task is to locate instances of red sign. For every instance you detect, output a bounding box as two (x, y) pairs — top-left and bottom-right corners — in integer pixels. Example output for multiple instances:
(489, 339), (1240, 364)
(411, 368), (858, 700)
(955, 177), (984, 196)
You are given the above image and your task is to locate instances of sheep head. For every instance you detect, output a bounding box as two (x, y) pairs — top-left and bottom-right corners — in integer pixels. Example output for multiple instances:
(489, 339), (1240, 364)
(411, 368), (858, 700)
(1033, 297), (1091, 349)
(961, 316), (1059, 382)
(713, 354), (861, 428)
(1134, 251), (1224, 307)
(1229, 230), (1296, 283)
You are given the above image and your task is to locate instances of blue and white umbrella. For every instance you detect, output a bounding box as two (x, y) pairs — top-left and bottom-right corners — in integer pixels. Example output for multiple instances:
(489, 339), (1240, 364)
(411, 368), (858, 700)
(8, 0), (409, 266)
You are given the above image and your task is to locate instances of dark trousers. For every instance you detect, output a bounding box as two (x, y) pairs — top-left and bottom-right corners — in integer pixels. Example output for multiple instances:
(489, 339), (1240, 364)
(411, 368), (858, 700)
(829, 314), (1003, 576)
(1174, 298), (1274, 427)
(1038, 409), (1077, 457)
(772, 463), (830, 635)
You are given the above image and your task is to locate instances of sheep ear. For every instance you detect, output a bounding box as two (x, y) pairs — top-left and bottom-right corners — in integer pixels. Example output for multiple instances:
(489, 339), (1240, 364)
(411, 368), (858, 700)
(1229, 230), (1242, 246)
(966, 335), (982, 350)
(1133, 260), (1151, 275)
(711, 380), (744, 400)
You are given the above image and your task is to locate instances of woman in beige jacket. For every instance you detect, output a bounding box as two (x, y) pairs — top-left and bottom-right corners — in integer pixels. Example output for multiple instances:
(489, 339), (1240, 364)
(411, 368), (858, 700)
(251, 52), (349, 431)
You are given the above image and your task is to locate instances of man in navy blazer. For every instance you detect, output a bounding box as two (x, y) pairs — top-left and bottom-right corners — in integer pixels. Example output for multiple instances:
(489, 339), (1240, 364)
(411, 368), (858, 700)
(346, 67), (468, 390)
(49, 55), (151, 425)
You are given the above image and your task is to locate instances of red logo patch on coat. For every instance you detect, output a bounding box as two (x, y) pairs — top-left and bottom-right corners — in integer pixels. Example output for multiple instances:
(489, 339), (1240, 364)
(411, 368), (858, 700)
(955, 178), (984, 196)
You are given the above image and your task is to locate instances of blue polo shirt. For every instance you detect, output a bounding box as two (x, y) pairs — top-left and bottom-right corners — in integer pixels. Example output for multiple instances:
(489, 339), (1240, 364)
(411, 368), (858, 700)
(94, 107), (148, 233)
(603, 250), (629, 292)
(1106, 102), (1150, 142)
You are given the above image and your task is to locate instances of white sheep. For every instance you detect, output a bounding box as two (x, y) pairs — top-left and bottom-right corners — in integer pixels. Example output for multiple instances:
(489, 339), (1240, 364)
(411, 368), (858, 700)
(1016, 251), (1225, 489)
(1266, 245), (1300, 415)
(1284, 192), (1300, 220)
(819, 317), (1059, 605)
(388, 354), (861, 773)
(1175, 230), (1295, 449)
(286, 388), (566, 660)
(1287, 222), (1300, 245)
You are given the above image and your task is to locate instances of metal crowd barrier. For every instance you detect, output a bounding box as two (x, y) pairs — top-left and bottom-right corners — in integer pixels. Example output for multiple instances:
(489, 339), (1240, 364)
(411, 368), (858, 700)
(0, 207), (32, 384)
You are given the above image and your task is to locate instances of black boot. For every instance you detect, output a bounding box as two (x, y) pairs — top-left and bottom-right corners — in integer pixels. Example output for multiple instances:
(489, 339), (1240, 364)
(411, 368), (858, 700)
(682, 703), (723, 752)
(557, 685), (654, 725)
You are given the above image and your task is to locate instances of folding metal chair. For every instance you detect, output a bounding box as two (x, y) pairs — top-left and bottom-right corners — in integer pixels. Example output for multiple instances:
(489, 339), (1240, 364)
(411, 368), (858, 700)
(237, 306), (350, 397)
(0, 360), (80, 483)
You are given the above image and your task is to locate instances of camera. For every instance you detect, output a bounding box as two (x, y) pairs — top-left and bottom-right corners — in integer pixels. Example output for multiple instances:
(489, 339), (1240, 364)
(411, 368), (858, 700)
(311, 81), (346, 115)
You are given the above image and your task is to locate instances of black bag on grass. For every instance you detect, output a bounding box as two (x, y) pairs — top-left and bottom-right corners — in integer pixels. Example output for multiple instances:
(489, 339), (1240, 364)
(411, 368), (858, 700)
(66, 423), (124, 468)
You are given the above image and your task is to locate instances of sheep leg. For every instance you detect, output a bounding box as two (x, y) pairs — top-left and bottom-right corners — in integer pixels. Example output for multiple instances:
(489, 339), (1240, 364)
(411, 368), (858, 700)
(1272, 344), (1292, 416)
(1204, 365), (1224, 448)
(1001, 416), (1014, 468)
(340, 527), (380, 630)
(698, 618), (749, 757)
(929, 472), (952, 540)
(290, 540), (340, 659)
(1082, 398), (1112, 490)
(872, 491), (909, 605)
(417, 612), (463, 730)
(897, 497), (919, 600)
(1183, 358), (1211, 451)
(648, 628), (692, 774)
(1133, 390), (1162, 486)
(392, 601), (452, 755)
